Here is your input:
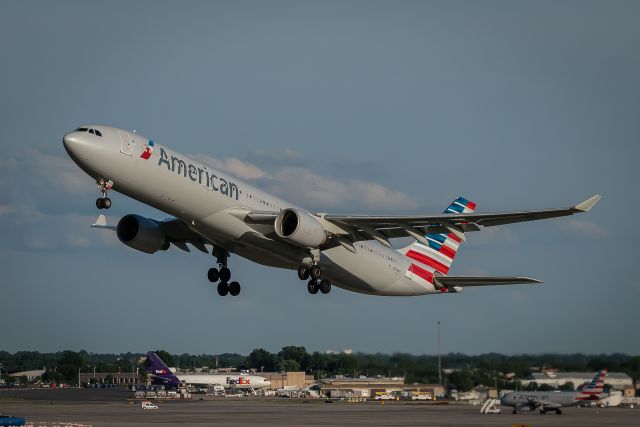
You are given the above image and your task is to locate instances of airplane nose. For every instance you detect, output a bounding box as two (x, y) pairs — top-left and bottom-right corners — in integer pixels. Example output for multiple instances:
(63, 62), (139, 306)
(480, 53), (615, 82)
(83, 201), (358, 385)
(63, 132), (80, 154)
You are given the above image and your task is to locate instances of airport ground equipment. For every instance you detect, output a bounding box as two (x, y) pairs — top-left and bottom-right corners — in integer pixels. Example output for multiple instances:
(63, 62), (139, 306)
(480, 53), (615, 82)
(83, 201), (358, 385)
(479, 398), (502, 414)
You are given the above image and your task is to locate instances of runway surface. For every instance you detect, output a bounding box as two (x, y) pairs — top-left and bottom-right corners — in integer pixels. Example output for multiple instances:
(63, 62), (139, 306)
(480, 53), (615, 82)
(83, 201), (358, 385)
(1, 388), (637, 426)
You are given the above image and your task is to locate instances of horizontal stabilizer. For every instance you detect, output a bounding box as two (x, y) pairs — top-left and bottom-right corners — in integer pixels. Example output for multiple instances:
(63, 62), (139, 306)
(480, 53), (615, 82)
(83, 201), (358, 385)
(435, 276), (542, 288)
(91, 214), (116, 230)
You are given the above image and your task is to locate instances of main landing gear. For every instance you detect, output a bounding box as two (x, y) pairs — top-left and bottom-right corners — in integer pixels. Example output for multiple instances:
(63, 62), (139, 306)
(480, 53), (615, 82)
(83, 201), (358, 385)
(95, 179), (113, 210)
(298, 266), (331, 295)
(207, 248), (240, 296)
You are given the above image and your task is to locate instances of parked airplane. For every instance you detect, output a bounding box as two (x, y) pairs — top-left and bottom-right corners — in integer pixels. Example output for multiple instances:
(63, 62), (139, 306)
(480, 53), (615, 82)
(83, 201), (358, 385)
(146, 352), (271, 390)
(63, 125), (601, 297)
(500, 369), (608, 414)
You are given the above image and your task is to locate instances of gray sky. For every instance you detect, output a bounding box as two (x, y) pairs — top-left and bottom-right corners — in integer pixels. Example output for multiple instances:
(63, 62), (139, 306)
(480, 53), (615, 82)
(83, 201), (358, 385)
(1, 0), (638, 356)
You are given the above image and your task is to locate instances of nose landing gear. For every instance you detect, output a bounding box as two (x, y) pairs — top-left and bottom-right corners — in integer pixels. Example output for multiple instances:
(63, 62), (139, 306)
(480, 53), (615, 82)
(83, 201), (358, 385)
(95, 179), (113, 209)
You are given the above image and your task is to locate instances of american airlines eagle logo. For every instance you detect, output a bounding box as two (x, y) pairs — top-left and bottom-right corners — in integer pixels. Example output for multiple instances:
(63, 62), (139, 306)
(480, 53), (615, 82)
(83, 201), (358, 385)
(141, 140), (155, 159)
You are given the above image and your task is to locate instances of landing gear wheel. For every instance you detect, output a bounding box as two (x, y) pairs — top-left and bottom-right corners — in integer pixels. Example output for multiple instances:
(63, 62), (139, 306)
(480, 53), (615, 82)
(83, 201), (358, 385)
(229, 281), (241, 296)
(219, 267), (231, 283)
(310, 265), (321, 280)
(307, 280), (319, 294)
(319, 280), (331, 294)
(217, 282), (229, 296)
(96, 198), (104, 209)
(297, 266), (310, 280)
(102, 197), (111, 209)
(539, 409), (545, 414)
(512, 410), (517, 414)
(555, 409), (562, 415)
(207, 268), (220, 282)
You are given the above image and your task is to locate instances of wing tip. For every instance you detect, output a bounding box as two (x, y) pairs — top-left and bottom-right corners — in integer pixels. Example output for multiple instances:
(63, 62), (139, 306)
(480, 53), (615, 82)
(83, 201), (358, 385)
(91, 214), (107, 227)
(575, 194), (602, 212)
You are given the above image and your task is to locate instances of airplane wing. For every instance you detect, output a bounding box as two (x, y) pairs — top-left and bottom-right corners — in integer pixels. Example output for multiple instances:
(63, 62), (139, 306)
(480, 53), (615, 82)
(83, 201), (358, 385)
(244, 195), (601, 247)
(90, 214), (211, 253)
(322, 194), (601, 236)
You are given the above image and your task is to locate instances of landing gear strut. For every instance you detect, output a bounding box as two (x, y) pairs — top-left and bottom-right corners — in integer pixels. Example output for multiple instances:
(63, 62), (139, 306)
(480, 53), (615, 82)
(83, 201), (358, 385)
(95, 179), (113, 210)
(208, 247), (240, 296)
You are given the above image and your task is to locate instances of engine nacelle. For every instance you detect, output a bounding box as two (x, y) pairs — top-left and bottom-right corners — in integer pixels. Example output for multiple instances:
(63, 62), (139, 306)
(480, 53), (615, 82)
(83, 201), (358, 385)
(116, 214), (169, 254)
(274, 208), (327, 248)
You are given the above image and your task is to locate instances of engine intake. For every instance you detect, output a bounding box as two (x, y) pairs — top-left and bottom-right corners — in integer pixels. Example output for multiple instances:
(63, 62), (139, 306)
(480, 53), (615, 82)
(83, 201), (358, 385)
(116, 214), (169, 254)
(275, 209), (327, 248)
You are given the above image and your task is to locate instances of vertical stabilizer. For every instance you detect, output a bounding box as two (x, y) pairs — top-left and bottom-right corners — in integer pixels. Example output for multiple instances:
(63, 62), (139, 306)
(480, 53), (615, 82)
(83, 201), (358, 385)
(401, 197), (476, 286)
(146, 351), (181, 387)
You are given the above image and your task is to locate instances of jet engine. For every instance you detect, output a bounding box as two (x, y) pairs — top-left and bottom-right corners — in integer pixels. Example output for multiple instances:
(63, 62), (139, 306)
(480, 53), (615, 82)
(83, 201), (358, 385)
(116, 214), (169, 254)
(274, 208), (327, 248)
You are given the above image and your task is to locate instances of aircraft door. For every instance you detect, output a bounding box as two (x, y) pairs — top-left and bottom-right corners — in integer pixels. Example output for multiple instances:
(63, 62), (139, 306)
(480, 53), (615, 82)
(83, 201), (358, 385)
(119, 131), (133, 155)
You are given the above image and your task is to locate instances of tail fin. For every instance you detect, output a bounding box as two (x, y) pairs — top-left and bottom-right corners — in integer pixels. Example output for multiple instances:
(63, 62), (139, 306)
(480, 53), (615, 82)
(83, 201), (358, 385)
(146, 352), (181, 387)
(582, 369), (608, 394)
(402, 197), (476, 282)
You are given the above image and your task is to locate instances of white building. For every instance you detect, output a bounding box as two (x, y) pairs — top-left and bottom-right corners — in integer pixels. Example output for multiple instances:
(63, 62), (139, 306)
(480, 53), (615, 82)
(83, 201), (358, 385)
(9, 369), (45, 381)
(523, 371), (632, 390)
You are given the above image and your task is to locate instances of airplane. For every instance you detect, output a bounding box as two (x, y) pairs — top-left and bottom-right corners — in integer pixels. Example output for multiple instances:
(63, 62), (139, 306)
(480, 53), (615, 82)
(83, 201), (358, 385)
(63, 125), (601, 297)
(500, 369), (608, 414)
(145, 351), (271, 390)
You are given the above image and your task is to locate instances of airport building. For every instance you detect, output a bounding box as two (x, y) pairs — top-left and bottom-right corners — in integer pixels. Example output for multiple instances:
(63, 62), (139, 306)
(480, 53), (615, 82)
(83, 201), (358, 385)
(260, 371), (314, 390)
(79, 372), (138, 386)
(9, 370), (45, 382)
(522, 371), (633, 390)
(320, 376), (445, 398)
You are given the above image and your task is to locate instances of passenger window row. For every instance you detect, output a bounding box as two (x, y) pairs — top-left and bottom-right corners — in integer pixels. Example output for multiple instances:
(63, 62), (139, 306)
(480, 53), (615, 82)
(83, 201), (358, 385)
(75, 127), (103, 137)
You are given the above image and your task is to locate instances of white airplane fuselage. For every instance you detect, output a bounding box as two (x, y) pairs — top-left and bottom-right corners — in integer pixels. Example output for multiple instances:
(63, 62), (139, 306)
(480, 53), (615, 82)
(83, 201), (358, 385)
(177, 373), (271, 389)
(63, 125), (438, 296)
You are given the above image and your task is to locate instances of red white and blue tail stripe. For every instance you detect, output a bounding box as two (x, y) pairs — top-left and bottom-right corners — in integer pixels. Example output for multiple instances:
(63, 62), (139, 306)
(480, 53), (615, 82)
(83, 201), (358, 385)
(577, 369), (608, 400)
(403, 197), (476, 287)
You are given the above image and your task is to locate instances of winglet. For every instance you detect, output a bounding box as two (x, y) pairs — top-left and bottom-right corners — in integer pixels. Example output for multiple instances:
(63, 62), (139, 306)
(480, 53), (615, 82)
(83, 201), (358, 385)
(91, 214), (116, 230)
(92, 214), (107, 227)
(574, 195), (602, 212)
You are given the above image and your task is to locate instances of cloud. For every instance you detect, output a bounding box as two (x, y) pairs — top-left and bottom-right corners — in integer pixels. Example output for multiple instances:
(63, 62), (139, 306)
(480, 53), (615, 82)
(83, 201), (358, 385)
(192, 153), (417, 212)
(0, 204), (13, 214)
(0, 148), (105, 251)
(191, 154), (267, 181)
(560, 219), (608, 239)
(244, 148), (302, 168)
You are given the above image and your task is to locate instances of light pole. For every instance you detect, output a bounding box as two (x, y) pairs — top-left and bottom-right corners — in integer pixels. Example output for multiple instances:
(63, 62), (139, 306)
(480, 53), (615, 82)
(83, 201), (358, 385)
(78, 365), (89, 388)
(437, 320), (442, 386)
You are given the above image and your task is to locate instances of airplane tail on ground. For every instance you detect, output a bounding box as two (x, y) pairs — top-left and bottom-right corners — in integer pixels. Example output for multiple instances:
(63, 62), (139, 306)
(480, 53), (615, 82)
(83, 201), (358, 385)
(146, 351), (181, 387)
(581, 369), (608, 394)
(577, 369), (608, 401)
(401, 197), (476, 285)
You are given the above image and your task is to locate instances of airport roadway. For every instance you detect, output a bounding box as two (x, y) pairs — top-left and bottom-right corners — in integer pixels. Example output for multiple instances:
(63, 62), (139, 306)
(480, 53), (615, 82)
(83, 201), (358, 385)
(1, 388), (638, 427)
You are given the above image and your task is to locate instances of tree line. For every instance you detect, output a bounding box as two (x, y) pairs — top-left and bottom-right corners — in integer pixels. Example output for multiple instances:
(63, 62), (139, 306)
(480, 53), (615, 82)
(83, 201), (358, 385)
(2, 348), (638, 391)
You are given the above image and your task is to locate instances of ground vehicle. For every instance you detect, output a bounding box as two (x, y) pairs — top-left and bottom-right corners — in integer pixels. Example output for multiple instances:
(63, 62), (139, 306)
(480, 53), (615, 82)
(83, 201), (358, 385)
(0, 415), (26, 426)
(141, 401), (158, 410)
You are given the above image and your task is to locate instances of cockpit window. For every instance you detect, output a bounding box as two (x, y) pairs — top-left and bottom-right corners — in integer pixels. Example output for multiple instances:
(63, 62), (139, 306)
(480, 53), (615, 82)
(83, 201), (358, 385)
(74, 127), (102, 137)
